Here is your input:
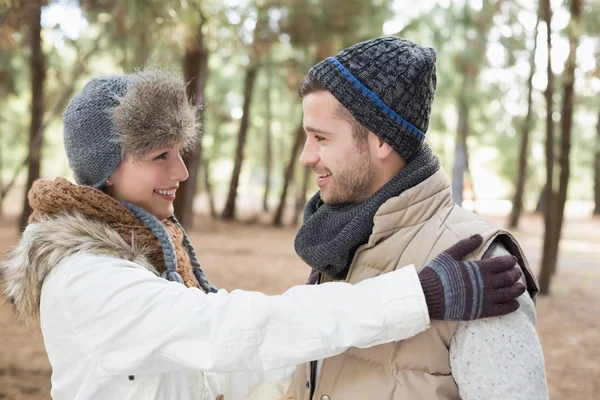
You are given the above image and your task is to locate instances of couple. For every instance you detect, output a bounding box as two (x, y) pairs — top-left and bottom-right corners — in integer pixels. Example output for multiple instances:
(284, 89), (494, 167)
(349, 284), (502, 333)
(1, 37), (548, 399)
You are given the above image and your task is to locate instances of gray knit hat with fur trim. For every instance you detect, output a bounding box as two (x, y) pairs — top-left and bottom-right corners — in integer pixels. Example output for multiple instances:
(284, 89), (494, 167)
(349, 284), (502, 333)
(61, 69), (216, 292)
(63, 69), (199, 188)
(308, 37), (437, 161)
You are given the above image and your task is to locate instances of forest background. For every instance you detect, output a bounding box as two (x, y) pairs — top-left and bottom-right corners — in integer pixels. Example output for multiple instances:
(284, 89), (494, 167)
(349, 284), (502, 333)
(0, 0), (599, 398)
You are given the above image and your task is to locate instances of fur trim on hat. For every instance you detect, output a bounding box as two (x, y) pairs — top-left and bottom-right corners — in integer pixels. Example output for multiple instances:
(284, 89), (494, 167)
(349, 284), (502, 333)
(113, 68), (201, 160)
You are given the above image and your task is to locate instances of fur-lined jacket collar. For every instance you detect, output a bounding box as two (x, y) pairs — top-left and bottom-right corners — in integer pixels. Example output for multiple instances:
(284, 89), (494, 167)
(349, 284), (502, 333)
(1, 212), (156, 327)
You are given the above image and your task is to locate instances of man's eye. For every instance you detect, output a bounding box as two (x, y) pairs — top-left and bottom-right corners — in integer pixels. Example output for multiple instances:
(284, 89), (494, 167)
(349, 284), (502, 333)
(154, 152), (168, 160)
(315, 135), (325, 142)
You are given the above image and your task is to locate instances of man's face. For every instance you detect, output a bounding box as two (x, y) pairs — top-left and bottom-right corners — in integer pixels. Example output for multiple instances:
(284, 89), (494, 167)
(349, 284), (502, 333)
(299, 91), (377, 205)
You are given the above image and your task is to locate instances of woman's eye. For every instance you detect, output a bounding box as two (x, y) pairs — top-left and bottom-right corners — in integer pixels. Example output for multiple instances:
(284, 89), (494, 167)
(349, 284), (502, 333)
(154, 152), (168, 160)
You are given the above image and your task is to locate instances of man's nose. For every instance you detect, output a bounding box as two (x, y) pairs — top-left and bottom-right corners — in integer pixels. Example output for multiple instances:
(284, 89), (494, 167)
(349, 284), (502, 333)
(298, 140), (319, 166)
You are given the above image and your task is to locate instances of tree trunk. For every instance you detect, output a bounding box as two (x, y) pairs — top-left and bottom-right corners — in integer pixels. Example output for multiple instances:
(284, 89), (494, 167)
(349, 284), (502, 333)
(509, 15), (540, 228)
(221, 4), (271, 220)
(262, 61), (273, 212)
(173, 24), (209, 230)
(452, 96), (469, 206)
(466, 161), (476, 214)
(535, 184), (546, 214)
(272, 43), (333, 226)
(19, 2), (46, 231)
(202, 158), (217, 219)
(1, 39), (98, 207)
(273, 123), (304, 227)
(451, 1), (497, 207)
(293, 166), (311, 226)
(594, 110), (600, 215)
(551, 0), (581, 275)
(538, 0), (558, 295)
(221, 65), (259, 220)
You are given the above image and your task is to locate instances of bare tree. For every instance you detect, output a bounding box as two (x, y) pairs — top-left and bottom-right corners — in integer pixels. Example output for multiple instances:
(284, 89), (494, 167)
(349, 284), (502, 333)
(553, 0), (582, 261)
(538, 0), (557, 296)
(293, 165), (311, 226)
(222, 6), (271, 220)
(18, 0), (46, 230)
(451, 0), (500, 206)
(262, 59), (274, 212)
(452, 88), (471, 206)
(221, 65), (259, 220)
(173, 18), (209, 230)
(539, 0), (582, 294)
(202, 158), (217, 219)
(509, 13), (540, 228)
(273, 124), (304, 227)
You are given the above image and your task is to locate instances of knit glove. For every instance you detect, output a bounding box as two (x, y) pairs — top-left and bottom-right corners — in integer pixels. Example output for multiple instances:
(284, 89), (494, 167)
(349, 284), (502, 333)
(419, 234), (525, 321)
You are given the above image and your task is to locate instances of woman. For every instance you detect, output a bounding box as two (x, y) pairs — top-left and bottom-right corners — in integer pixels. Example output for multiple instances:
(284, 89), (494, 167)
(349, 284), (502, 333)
(1, 68), (523, 399)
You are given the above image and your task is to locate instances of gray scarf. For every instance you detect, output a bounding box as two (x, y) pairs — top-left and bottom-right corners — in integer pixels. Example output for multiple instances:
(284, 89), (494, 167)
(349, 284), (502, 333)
(123, 203), (217, 293)
(294, 144), (440, 280)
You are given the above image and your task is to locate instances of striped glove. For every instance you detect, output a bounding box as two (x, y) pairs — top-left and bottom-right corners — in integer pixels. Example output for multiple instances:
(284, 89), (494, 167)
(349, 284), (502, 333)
(419, 234), (525, 321)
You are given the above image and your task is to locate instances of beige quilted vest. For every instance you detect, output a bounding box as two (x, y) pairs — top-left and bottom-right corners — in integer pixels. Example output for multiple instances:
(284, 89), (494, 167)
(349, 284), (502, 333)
(292, 169), (538, 400)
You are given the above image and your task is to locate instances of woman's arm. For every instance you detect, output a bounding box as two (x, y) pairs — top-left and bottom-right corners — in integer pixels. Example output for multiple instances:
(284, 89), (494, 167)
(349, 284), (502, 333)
(52, 253), (428, 375)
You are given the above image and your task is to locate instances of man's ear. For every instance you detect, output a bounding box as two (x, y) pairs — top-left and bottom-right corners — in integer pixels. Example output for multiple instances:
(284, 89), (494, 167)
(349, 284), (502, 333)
(373, 135), (395, 161)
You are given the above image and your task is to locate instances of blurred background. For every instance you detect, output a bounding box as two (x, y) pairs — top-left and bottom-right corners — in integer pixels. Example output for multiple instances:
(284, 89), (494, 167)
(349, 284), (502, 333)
(0, 0), (599, 399)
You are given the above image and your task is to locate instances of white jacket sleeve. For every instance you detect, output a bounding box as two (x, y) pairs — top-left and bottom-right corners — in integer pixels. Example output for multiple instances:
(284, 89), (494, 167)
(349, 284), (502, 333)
(53, 253), (429, 376)
(449, 245), (549, 399)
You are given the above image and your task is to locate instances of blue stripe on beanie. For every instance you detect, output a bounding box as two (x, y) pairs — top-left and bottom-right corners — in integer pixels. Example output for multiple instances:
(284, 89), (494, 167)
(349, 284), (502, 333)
(325, 57), (425, 141)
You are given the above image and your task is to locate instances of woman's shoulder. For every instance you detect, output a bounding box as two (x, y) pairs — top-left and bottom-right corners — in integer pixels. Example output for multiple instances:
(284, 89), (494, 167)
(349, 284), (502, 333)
(52, 251), (153, 289)
(56, 251), (146, 274)
(42, 252), (149, 306)
(2, 214), (152, 326)
(24, 212), (155, 275)
(41, 252), (160, 323)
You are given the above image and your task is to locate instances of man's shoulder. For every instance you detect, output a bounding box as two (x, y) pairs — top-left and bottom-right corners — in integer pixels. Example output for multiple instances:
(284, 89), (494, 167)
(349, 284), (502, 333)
(440, 204), (501, 232)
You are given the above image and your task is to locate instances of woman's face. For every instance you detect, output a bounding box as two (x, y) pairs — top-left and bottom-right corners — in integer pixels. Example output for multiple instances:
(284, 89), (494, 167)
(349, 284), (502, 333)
(106, 144), (189, 220)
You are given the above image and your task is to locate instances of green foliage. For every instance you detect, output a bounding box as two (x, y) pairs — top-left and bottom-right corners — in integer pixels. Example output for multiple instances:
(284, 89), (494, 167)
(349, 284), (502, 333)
(2, 0), (599, 208)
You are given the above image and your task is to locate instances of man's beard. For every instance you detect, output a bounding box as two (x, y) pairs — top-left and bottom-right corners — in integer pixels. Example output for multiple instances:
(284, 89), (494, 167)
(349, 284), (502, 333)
(320, 147), (376, 205)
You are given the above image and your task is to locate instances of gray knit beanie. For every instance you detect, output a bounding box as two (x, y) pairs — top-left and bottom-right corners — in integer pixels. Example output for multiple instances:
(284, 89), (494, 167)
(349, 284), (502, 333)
(308, 37), (437, 161)
(63, 69), (199, 188)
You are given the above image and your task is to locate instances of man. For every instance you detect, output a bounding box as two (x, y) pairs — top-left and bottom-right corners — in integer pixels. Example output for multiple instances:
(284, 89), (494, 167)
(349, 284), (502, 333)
(292, 37), (548, 399)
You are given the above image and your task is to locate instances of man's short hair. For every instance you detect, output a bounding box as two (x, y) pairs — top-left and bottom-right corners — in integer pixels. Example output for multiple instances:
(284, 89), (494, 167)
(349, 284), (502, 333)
(298, 75), (369, 147)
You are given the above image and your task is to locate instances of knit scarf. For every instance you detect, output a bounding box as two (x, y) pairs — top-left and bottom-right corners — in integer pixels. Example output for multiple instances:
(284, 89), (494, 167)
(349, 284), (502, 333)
(28, 178), (216, 292)
(294, 144), (440, 280)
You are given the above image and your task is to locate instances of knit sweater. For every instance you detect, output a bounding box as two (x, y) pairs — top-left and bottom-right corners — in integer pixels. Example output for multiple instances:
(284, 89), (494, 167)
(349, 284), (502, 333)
(450, 245), (548, 399)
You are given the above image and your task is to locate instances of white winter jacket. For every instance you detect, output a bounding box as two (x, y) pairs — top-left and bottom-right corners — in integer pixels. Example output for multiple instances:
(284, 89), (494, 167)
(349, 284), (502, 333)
(2, 214), (430, 399)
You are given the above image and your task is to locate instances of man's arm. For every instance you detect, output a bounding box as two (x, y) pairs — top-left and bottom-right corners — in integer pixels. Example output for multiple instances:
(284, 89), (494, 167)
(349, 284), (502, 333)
(449, 244), (549, 399)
